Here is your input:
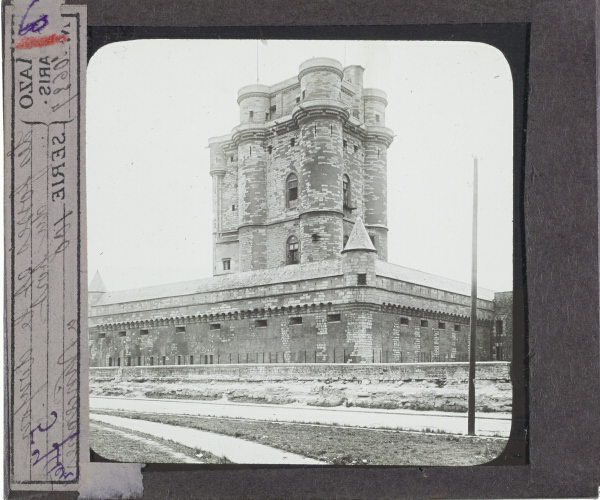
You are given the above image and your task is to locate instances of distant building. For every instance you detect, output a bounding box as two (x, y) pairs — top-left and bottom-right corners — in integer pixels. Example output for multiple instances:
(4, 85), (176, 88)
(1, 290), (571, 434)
(88, 58), (512, 367)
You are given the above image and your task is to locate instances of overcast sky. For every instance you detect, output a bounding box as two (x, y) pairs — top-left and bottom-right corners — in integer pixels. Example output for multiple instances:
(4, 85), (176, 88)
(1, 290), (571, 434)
(87, 39), (513, 293)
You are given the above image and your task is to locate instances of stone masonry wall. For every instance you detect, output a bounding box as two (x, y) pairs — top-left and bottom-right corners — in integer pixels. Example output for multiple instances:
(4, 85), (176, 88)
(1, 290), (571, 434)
(90, 361), (511, 383)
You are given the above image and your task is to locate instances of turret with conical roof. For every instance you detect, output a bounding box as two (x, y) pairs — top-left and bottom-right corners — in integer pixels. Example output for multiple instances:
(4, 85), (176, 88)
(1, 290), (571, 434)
(341, 217), (377, 286)
(89, 271), (107, 307)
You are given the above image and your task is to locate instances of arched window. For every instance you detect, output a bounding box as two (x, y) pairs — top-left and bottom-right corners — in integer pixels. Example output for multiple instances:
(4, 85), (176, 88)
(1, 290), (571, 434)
(286, 173), (298, 209)
(343, 174), (351, 208)
(287, 235), (300, 265)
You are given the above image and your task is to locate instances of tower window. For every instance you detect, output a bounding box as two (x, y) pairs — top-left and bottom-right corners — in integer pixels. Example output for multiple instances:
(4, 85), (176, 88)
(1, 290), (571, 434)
(343, 174), (351, 208)
(296, 96), (300, 103)
(302, 90), (305, 100)
(232, 204), (236, 211)
(223, 259), (231, 270)
(108, 357), (113, 366)
(375, 114), (380, 123)
(343, 235), (349, 248)
(255, 319), (268, 328)
(162, 356), (166, 365)
(249, 111), (254, 119)
(210, 323), (221, 330)
(421, 320), (429, 327)
(343, 139), (347, 150)
(98, 333), (106, 339)
(140, 329), (149, 335)
(454, 324), (461, 331)
(400, 317), (409, 325)
(265, 112), (269, 120)
(289, 317), (303, 325)
(352, 110), (359, 119)
(176, 326), (186, 333)
(287, 235), (300, 265)
(150, 356), (154, 366)
(118, 331), (126, 337)
(438, 322), (446, 329)
(290, 137), (295, 147)
(370, 235), (376, 247)
(268, 145), (273, 154)
(270, 105), (277, 115)
(354, 144), (358, 153)
(357, 273), (367, 285)
(287, 173), (298, 208)
(230, 156), (234, 163)
(327, 314), (341, 323)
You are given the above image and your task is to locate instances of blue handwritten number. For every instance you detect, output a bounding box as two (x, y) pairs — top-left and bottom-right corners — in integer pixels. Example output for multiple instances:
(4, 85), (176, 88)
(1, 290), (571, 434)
(30, 411), (57, 445)
(18, 0), (48, 36)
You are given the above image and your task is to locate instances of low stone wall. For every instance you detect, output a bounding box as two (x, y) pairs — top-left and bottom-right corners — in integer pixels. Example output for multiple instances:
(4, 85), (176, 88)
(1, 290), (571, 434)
(90, 361), (510, 383)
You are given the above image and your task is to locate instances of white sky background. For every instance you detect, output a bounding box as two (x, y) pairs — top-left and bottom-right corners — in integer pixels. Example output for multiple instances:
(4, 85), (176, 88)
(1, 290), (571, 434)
(87, 39), (513, 293)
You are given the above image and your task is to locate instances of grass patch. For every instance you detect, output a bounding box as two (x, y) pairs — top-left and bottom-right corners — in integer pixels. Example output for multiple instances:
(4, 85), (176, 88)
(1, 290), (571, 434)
(90, 420), (232, 464)
(92, 410), (507, 466)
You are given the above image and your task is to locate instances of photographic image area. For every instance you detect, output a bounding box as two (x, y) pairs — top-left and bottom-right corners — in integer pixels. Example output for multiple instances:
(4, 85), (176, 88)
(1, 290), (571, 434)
(86, 39), (514, 466)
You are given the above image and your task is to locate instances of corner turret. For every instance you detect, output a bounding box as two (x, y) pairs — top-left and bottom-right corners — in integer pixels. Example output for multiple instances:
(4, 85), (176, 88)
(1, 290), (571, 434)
(89, 270), (107, 306)
(342, 217), (377, 286)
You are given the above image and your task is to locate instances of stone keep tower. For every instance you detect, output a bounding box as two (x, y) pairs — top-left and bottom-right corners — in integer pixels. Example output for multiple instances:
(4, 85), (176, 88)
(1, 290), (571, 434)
(209, 57), (394, 275)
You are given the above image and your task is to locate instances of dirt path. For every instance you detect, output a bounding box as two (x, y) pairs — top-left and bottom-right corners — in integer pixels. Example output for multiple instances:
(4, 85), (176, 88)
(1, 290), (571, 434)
(90, 413), (325, 465)
(90, 396), (512, 437)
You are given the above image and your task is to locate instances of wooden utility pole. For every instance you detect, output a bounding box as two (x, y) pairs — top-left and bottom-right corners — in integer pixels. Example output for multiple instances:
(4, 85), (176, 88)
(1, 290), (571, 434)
(468, 157), (478, 435)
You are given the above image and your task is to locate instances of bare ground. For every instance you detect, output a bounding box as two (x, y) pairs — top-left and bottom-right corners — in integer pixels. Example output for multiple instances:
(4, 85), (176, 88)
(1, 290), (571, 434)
(90, 376), (512, 413)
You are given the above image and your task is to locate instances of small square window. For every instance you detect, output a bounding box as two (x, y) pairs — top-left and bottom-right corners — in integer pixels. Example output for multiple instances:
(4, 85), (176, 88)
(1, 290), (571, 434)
(210, 323), (221, 330)
(270, 105), (277, 114)
(223, 259), (231, 271)
(231, 205), (236, 211)
(290, 138), (295, 147)
(255, 319), (268, 328)
(352, 110), (359, 118)
(268, 145), (273, 154)
(357, 273), (367, 285)
(249, 111), (254, 119)
(118, 331), (126, 337)
(375, 114), (380, 123)
(140, 329), (149, 335)
(327, 313), (341, 323)
(175, 326), (186, 333)
(98, 333), (106, 339)
(438, 322), (446, 329)
(421, 320), (428, 327)
(289, 317), (303, 325)
(400, 317), (409, 326)
(454, 324), (461, 331)
(230, 156), (234, 163)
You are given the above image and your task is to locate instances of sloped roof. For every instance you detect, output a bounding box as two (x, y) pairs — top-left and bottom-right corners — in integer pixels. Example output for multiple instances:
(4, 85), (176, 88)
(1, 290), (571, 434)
(342, 217), (376, 253)
(93, 259), (343, 306)
(89, 271), (107, 293)
(375, 260), (496, 301)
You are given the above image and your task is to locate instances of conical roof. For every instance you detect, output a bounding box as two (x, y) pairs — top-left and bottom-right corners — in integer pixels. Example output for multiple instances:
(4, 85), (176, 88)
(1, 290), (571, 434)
(89, 271), (107, 293)
(341, 217), (377, 253)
